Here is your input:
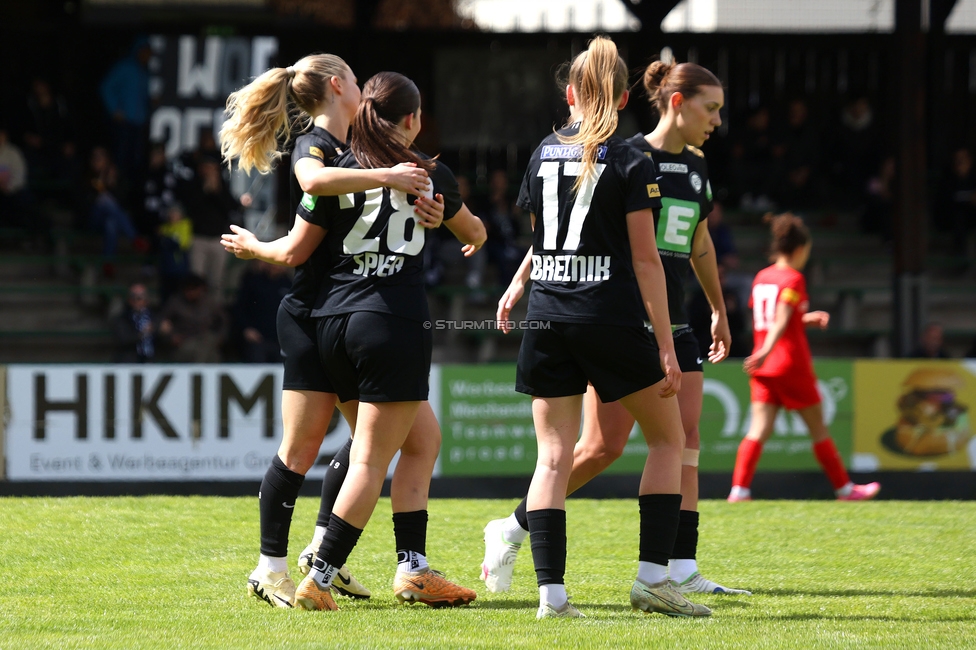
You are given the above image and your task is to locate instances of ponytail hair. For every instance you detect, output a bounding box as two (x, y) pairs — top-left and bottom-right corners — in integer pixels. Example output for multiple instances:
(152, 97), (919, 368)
(558, 35), (629, 193)
(220, 53), (350, 174)
(350, 71), (434, 172)
(763, 212), (810, 257)
(642, 59), (722, 115)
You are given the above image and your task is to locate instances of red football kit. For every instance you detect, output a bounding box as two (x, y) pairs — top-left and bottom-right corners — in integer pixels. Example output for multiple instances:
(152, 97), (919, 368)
(747, 264), (820, 410)
(733, 263), (866, 496)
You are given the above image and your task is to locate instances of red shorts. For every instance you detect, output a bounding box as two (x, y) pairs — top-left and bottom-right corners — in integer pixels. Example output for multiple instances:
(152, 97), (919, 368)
(750, 374), (821, 411)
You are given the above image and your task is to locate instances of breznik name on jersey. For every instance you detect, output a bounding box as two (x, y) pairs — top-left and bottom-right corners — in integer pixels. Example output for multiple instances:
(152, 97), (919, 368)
(530, 254), (611, 282)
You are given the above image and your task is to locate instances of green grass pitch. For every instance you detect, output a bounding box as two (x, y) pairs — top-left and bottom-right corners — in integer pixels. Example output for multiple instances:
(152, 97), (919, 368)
(1, 497), (974, 649)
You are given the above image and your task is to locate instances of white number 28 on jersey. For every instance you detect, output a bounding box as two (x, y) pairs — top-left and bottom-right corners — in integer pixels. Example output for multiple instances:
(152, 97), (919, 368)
(537, 161), (607, 251)
(341, 188), (427, 256)
(752, 283), (780, 331)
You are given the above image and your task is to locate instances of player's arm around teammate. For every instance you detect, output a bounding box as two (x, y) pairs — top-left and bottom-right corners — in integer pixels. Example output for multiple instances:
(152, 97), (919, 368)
(219, 59), (480, 600)
(294, 71), (484, 612)
(220, 198), (445, 265)
(220, 176), (446, 599)
(219, 54), (449, 608)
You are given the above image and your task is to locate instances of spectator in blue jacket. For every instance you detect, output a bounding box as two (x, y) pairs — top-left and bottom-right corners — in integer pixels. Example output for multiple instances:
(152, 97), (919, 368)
(100, 37), (152, 186)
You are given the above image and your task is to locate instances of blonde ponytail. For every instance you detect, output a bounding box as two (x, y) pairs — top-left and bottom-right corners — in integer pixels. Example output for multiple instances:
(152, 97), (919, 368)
(559, 36), (628, 192)
(220, 67), (293, 174)
(220, 53), (351, 175)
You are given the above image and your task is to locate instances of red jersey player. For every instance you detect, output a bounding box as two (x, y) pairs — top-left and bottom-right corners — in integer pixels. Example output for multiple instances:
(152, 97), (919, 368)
(728, 213), (880, 502)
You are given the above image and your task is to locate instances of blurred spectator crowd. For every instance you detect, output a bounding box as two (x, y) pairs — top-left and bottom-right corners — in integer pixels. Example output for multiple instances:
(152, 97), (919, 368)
(1, 40), (975, 364)
(706, 96), (976, 257)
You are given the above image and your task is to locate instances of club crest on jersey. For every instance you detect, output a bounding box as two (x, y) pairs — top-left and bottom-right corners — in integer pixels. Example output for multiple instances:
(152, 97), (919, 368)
(689, 172), (703, 193)
(658, 162), (688, 174)
(541, 144), (608, 160)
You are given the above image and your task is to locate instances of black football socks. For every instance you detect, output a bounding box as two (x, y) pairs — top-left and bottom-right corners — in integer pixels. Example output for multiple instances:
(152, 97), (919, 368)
(259, 454), (305, 558)
(514, 497), (529, 531)
(394, 510), (429, 571)
(311, 513), (363, 585)
(527, 508), (567, 586)
(316, 436), (353, 529)
(638, 493), (682, 567)
(671, 509), (700, 560)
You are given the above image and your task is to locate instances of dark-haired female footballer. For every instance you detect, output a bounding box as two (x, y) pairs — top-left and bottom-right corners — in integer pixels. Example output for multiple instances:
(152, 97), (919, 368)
(220, 52), (443, 608)
(292, 71), (486, 612)
(487, 36), (710, 619)
(728, 213), (880, 502)
(481, 58), (750, 602)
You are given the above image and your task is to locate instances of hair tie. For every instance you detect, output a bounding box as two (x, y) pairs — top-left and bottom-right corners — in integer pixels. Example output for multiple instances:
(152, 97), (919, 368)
(286, 66), (296, 79)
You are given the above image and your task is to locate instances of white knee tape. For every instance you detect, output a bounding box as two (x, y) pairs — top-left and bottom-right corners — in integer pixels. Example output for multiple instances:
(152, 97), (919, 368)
(682, 448), (700, 467)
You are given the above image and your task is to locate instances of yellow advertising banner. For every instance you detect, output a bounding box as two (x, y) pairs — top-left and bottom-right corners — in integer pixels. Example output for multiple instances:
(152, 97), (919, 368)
(852, 360), (976, 471)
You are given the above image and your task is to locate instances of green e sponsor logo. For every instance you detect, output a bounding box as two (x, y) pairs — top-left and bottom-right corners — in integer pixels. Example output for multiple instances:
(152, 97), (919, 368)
(300, 192), (317, 212)
(657, 198), (700, 253)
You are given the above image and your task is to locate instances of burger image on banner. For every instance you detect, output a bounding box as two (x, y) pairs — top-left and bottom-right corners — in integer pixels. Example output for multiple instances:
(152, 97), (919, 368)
(881, 368), (971, 457)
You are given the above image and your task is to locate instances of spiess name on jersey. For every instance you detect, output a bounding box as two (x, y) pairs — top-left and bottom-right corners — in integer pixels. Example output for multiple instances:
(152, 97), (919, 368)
(530, 254), (611, 282)
(351, 252), (405, 278)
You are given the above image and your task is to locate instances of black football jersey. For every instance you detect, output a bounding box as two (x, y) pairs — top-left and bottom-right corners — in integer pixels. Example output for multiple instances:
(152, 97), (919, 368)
(626, 134), (713, 326)
(307, 151), (462, 323)
(280, 127), (346, 319)
(517, 124), (661, 326)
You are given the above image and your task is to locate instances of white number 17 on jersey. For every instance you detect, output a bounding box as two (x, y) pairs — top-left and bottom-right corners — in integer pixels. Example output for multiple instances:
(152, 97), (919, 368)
(537, 161), (607, 251)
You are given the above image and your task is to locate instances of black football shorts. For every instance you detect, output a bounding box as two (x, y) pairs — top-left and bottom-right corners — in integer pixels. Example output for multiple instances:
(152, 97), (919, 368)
(516, 321), (666, 403)
(668, 326), (704, 373)
(317, 311), (432, 403)
(278, 304), (335, 393)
